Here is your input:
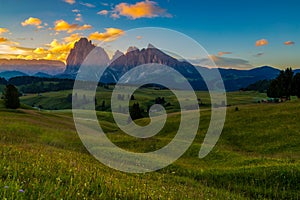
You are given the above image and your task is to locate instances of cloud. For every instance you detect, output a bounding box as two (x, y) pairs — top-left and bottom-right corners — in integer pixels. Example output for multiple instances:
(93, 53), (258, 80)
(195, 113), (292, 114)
(89, 28), (124, 42)
(57, 53), (68, 61)
(284, 41), (295, 45)
(64, 0), (75, 5)
(111, 0), (172, 19)
(22, 36), (81, 62)
(80, 2), (96, 8)
(256, 39), (268, 47)
(0, 28), (9, 35)
(136, 36), (143, 40)
(0, 38), (19, 46)
(63, 33), (82, 43)
(97, 10), (109, 15)
(212, 55), (254, 69)
(218, 52), (232, 56)
(254, 52), (264, 57)
(190, 55), (254, 69)
(0, 37), (8, 43)
(75, 13), (83, 21)
(45, 53), (55, 60)
(38, 39), (79, 62)
(0, 44), (32, 55)
(101, 2), (109, 6)
(72, 9), (80, 13)
(111, 13), (120, 19)
(47, 39), (75, 54)
(54, 20), (92, 33)
(0, 38), (77, 62)
(21, 17), (43, 28)
(33, 47), (46, 54)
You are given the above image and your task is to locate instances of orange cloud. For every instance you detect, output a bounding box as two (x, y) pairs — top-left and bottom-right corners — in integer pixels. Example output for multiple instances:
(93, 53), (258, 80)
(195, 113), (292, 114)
(21, 17), (43, 28)
(284, 41), (295, 45)
(112, 0), (172, 19)
(0, 45), (32, 56)
(57, 53), (68, 61)
(47, 39), (75, 54)
(54, 20), (92, 33)
(63, 33), (82, 43)
(48, 38), (85, 62)
(0, 37), (8, 43)
(218, 52), (232, 56)
(26, 39), (78, 63)
(31, 40), (76, 63)
(64, 0), (75, 5)
(256, 39), (268, 47)
(0, 28), (9, 35)
(89, 28), (124, 42)
(45, 53), (55, 60)
(33, 47), (46, 54)
(0, 43), (68, 61)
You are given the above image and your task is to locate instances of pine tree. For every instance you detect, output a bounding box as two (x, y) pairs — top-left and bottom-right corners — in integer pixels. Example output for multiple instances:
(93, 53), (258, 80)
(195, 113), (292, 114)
(292, 73), (300, 98)
(130, 102), (143, 120)
(3, 84), (20, 109)
(267, 68), (294, 99)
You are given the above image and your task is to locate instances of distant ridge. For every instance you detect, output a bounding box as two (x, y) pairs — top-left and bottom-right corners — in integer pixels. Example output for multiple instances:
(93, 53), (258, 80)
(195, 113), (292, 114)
(0, 70), (28, 80)
(34, 72), (53, 78)
(0, 59), (65, 75)
(61, 38), (300, 91)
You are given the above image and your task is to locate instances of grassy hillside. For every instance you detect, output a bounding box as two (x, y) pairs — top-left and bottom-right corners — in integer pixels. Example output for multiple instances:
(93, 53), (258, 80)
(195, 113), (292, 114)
(20, 88), (268, 111)
(1, 96), (300, 199)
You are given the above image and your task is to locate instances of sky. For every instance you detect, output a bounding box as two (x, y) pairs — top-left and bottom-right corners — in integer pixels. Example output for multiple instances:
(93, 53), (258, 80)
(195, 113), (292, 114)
(0, 0), (299, 69)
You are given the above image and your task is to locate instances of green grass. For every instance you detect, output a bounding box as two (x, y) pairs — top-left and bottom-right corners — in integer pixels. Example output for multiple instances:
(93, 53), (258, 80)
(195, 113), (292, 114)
(1, 92), (300, 199)
(20, 90), (72, 110)
(20, 87), (267, 111)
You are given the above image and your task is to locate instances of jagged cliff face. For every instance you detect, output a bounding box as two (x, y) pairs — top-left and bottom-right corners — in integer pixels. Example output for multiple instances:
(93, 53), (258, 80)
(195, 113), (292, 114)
(63, 38), (197, 83)
(64, 38), (96, 74)
(109, 44), (195, 76)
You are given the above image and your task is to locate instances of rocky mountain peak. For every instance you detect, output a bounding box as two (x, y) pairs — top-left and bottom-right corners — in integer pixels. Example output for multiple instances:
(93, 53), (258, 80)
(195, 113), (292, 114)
(112, 50), (124, 62)
(147, 43), (156, 49)
(126, 46), (139, 54)
(64, 38), (96, 74)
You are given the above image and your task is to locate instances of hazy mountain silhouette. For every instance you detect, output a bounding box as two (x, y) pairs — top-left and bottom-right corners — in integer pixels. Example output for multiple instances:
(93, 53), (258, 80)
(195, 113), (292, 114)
(1, 38), (297, 91)
(61, 38), (294, 91)
(0, 71), (28, 80)
(0, 59), (65, 75)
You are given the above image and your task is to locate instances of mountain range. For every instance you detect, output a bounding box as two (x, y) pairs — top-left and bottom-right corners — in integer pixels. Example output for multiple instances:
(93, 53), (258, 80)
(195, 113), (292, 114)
(62, 38), (291, 91)
(0, 59), (65, 75)
(1, 38), (299, 91)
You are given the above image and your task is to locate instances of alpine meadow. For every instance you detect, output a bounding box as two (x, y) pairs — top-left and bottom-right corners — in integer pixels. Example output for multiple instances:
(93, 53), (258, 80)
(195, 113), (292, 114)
(1, 0), (300, 199)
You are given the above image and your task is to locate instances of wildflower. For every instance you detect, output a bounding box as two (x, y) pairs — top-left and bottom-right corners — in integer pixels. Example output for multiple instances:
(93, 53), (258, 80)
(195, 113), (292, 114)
(4, 186), (9, 189)
(19, 189), (24, 193)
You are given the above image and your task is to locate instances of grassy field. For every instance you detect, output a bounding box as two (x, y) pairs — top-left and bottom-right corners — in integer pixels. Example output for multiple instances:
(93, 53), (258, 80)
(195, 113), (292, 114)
(20, 87), (268, 111)
(1, 91), (300, 199)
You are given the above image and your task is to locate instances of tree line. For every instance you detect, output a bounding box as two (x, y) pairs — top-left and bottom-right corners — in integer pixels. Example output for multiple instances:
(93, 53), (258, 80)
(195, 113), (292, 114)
(267, 68), (300, 99)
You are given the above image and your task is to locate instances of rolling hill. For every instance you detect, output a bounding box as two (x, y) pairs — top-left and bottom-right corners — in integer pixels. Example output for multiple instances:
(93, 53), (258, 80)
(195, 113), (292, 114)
(1, 95), (300, 199)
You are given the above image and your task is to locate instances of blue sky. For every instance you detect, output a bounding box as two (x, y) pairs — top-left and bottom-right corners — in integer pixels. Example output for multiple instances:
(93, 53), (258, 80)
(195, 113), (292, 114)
(0, 0), (299, 69)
